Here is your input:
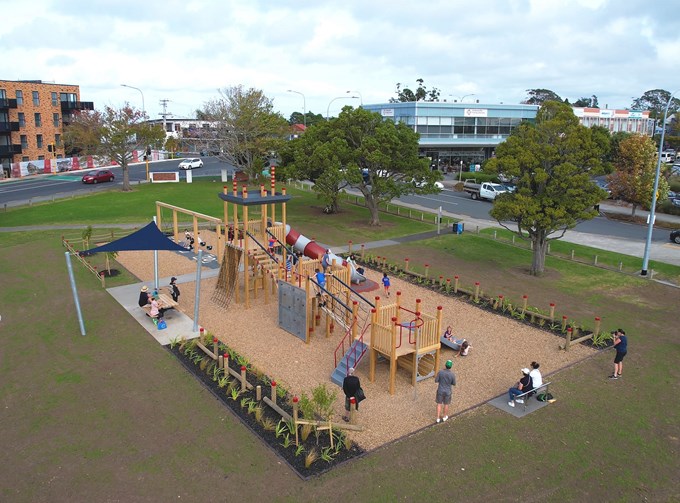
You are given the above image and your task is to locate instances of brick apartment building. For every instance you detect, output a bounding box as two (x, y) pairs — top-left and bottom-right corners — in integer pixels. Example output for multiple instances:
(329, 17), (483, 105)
(0, 79), (94, 177)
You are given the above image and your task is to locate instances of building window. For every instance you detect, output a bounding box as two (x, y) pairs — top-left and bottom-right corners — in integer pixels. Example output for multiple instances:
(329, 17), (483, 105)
(51, 92), (58, 106)
(32, 91), (40, 106)
(16, 90), (23, 105)
(38, 155), (45, 160)
(18, 113), (25, 127)
(55, 134), (61, 146)
(37, 134), (43, 148)
(35, 113), (42, 127)
(20, 135), (28, 149)
(53, 113), (60, 127)
(22, 156), (29, 162)
(0, 89), (5, 99)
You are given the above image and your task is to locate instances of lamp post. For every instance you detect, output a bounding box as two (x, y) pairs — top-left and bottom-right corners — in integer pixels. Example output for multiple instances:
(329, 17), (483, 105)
(326, 96), (358, 120)
(459, 94), (476, 103)
(641, 89), (678, 276)
(287, 89), (306, 128)
(346, 90), (363, 105)
(121, 84), (145, 117)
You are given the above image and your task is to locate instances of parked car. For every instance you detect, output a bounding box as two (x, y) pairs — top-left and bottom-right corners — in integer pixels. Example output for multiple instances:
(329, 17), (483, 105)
(462, 180), (507, 201)
(670, 229), (680, 244)
(81, 169), (114, 184)
(178, 158), (203, 170)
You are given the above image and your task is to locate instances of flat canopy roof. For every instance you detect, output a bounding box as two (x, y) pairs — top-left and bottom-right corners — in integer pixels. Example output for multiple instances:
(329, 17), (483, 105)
(218, 191), (292, 206)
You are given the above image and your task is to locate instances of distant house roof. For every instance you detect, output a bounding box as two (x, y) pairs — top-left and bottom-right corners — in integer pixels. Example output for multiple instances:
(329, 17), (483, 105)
(291, 124), (306, 133)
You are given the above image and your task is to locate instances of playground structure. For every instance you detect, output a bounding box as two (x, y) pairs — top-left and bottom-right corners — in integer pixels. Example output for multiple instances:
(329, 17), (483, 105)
(151, 168), (444, 394)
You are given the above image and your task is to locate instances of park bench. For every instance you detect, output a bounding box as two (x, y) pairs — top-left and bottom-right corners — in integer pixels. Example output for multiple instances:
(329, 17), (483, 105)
(511, 381), (552, 411)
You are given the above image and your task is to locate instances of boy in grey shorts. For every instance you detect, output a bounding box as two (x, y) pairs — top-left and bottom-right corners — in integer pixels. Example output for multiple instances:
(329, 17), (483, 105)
(435, 360), (456, 423)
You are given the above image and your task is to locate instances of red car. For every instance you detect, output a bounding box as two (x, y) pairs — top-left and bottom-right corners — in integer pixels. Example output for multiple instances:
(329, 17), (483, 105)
(82, 169), (115, 184)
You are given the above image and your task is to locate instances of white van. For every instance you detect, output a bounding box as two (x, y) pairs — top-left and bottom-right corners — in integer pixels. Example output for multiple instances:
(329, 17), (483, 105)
(659, 152), (675, 164)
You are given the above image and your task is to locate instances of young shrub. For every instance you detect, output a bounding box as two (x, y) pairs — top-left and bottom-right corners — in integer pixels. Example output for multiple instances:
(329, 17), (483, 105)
(295, 445), (305, 457)
(320, 446), (335, 463)
(218, 375), (231, 388)
(280, 434), (292, 449)
(311, 383), (338, 421)
(300, 423), (313, 442)
(240, 397), (252, 409)
(305, 448), (318, 468)
(230, 387), (243, 401)
(260, 417), (276, 431)
(275, 419), (288, 439)
(199, 358), (209, 372)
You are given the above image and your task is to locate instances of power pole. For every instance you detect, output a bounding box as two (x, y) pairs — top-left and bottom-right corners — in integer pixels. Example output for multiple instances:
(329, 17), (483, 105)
(159, 99), (172, 135)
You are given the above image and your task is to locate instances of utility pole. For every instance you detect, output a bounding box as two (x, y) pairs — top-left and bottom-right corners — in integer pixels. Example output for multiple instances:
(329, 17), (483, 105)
(159, 99), (172, 133)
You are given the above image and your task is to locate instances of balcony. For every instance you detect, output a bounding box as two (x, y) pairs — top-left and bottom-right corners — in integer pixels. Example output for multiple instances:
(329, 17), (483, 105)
(0, 121), (20, 133)
(0, 144), (22, 156)
(0, 98), (18, 109)
(60, 101), (94, 112)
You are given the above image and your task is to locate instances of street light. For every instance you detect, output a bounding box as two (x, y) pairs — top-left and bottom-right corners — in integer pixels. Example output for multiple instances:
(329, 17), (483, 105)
(346, 90), (363, 105)
(459, 94), (476, 103)
(287, 89), (306, 128)
(641, 89), (678, 276)
(121, 84), (145, 117)
(326, 96), (358, 120)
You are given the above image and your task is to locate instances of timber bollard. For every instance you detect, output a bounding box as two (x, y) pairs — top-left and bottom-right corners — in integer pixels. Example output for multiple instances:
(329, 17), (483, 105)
(497, 295), (504, 310)
(547, 243), (550, 254)
(240, 365), (247, 392)
(382, 256), (387, 268)
(594, 255), (598, 266)
(454, 276), (459, 293)
(571, 249), (575, 260)
(446, 278), (451, 291)
(512, 235), (515, 244)
(549, 303), (555, 321)
(424, 264), (429, 278)
(360, 244), (365, 259)
(349, 397), (357, 424)
(292, 396), (299, 446)
(522, 295), (528, 314)
(561, 315), (568, 332)
(564, 327), (573, 350)
(594, 317), (601, 338)
(474, 282), (480, 302)
(213, 337), (218, 357)
(271, 381), (277, 405)
(404, 258), (409, 271)
(348, 240), (352, 253)
(439, 275), (444, 286)
(618, 261), (623, 271)
(256, 385), (261, 401)
(218, 354), (224, 369)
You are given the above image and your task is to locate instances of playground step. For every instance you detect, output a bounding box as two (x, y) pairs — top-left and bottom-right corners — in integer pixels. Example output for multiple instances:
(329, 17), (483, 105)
(330, 339), (368, 387)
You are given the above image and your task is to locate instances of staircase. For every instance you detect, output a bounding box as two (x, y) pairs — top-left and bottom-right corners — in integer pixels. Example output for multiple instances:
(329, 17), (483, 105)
(331, 337), (368, 387)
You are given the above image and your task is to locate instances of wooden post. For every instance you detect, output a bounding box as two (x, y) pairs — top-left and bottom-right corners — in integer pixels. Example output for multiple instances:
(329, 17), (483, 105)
(218, 354), (224, 369)
(497, 295), (504, 310)
(389, 316), (398, 395)
(564, 327), (573, 350)
(512, 235), (515, 244)
(474, 282), (480, 302)
(446, 278), (451, 292)
(325, 309), (331, 338)
(240, 365), (247, 392)
(368, 308), (377, 383)
(349, 397), (357, 424)
(594, 255), (598, 266)
(382, 256), (387, 268)
(404, 258), (409, 271)
(571, 249), (575, 260)
(618, 261), (623, 271)
(213, 338), (218, 358)
(493, 230), (497, 239)
(361, 243), (365, 259)
(271, 381), (277, 406)
(594, 317), (601, 338)
(521, 295), (528, 314)
(224, 352), (230, 373)
(454, 276), (459, 293)
(549, 303), (555, 321)
(292, 396), (299, 446)
(438, 275), (443, 286)
(424, 264), (429, 278)
(256, 385), (262, 401)
(561, 315), (568, 332)
(348, 240), (352, 253)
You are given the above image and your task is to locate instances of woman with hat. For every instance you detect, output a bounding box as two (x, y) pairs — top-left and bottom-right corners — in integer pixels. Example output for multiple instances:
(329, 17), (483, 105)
(138, 285), (151, 307)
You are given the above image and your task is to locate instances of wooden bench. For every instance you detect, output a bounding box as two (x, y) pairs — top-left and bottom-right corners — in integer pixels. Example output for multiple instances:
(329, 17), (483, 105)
(512, 381), (551, 411)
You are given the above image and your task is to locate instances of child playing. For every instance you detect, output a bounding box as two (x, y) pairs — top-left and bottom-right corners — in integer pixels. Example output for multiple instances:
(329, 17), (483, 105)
(382, 272), (391, 297)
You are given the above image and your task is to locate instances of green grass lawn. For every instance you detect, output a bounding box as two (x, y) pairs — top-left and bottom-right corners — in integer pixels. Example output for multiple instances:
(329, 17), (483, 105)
(1, 183), (678, 501)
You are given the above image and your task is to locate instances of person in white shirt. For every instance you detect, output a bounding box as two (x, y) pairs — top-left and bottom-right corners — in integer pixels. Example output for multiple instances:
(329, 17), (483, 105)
(529, 361), (542, 388)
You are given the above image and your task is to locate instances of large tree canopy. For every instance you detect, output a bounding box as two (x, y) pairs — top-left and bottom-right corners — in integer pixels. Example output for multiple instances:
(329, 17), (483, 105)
(485, 101), (607, 275)
(288, 111), (324, 127)
(201, 86), (289, 181)
(282, 106), (437, 225)
(631, 89), (680, 122)
(389, 78), (441, 103)
(607, 134), (669, 217)
(521, 89), (563, 105)
(63, 105), (165, 191)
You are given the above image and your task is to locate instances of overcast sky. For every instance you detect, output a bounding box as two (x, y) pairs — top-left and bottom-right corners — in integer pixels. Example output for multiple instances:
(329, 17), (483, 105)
(2, 0), (678, 121)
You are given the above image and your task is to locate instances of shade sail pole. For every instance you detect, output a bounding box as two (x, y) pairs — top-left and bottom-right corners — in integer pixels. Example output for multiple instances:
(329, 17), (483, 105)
(153, 216), (159, 290)
(193, 249), (203, 332)
(65, 251), (86, 336)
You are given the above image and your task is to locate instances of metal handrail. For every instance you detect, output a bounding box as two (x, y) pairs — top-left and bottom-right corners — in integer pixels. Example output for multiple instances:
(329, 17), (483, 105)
(245, 230), (278, 263)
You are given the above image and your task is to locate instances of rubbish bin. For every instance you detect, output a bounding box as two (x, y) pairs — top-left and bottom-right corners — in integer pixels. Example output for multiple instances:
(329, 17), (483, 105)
(452, 222), (464, 235)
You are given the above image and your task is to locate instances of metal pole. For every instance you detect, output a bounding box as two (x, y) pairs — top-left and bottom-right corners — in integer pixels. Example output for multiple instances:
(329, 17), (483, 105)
(65, 252), (86, 336)
(121, 84), (145, 117)
(641, 90), (678, 276)
(193, 249), (203, 332)
(437, 206), (442, 234)
(287, 90), (306, 128)
(152, 216), (159, 290)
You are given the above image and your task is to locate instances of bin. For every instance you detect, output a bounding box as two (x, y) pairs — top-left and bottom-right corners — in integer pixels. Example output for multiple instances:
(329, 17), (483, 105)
(452, 222), (464, 235)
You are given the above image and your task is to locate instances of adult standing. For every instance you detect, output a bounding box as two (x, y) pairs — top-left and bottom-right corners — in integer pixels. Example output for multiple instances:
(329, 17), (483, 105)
(610, 329), (628, 379)
(434, 360), (456, 423)
(321, 249), (331, 273)
(529, 361), (542, 389)
(508, 368), (532, 407)
(342, 367), (361, 422)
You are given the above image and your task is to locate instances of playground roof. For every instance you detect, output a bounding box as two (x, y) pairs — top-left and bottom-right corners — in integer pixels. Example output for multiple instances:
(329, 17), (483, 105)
(80, 221), (187, 255)
(218, 191), (292, 206)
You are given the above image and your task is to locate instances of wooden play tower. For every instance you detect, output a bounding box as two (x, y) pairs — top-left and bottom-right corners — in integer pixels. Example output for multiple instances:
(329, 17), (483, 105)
(368, 293), (442, 395)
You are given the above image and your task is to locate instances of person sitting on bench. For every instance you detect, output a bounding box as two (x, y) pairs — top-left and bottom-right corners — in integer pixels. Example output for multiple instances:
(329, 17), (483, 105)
(508, 368), (533, 407)
(138, 285), (151, 307)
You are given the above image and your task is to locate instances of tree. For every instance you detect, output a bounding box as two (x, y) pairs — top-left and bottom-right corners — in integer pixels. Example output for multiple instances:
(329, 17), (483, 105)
(200, 86), (289, 181)
(389, 78), (441, 103)
(485, 101), (607, 276)
(573, 95), (599, 108)
(284, 106), (437, 225)
(607, 134), (669, 217)
(288, 111), (325, 127)
(631, 89), (680, 123)
(63, 105), (165, 191)
(522, 89), (562, 105)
